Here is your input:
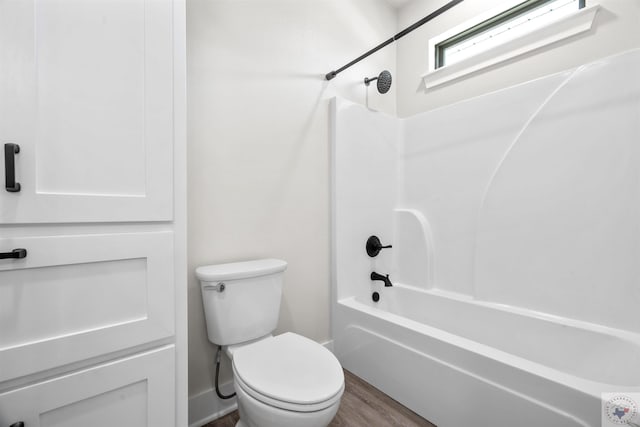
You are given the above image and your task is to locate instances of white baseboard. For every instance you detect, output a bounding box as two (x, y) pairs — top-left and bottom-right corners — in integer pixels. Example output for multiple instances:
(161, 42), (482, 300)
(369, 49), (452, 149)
(187, 338), (335, 427)
(188, 379), (237, 427)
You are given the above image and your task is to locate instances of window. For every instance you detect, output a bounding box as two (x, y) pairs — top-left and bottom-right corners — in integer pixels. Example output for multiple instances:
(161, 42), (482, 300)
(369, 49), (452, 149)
(435, 0), (586, 69)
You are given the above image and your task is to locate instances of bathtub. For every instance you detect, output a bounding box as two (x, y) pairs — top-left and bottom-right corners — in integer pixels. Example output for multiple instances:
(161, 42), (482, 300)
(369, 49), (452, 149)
(332, 284), (640, 427)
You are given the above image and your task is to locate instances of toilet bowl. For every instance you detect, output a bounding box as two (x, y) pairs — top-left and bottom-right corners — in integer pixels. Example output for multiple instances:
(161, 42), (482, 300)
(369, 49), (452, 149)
(196, 259), (344, 427)
(230, 333), (344, 427)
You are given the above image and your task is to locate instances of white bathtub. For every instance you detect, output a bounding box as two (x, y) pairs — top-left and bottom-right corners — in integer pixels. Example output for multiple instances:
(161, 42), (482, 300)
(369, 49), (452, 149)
(332, 284), (640, 427)
(330, 50), (640, 427)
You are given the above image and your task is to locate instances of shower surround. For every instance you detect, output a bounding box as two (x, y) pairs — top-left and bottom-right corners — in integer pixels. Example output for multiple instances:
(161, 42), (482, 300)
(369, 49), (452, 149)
(331, 49), (640, 427)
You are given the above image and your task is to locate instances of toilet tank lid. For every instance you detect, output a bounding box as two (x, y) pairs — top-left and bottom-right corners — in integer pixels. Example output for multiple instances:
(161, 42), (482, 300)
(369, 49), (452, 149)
(196, 258), (287, 282)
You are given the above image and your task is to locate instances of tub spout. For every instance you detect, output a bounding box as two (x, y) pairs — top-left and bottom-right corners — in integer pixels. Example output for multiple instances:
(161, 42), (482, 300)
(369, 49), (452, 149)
(371, 271), (393, 287)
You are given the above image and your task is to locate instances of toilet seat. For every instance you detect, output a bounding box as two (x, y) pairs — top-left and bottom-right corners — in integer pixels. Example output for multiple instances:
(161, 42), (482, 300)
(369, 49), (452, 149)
(233, 367), (344, 412)
(232, 332), (345, 412)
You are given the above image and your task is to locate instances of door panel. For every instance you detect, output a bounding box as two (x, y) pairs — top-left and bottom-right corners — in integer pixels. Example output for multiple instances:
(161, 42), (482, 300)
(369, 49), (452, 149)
(35, 0), (146, 197)
(0, 0), (173, 223)
(0, 346), (175, 427)
(0, 232), (175, 382)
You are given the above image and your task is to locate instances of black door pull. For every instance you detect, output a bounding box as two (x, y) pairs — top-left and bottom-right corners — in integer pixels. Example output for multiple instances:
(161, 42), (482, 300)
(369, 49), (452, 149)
(0, 248), (27, 260)
(10, 422), (25, 427)
(4, 143), (21, 192)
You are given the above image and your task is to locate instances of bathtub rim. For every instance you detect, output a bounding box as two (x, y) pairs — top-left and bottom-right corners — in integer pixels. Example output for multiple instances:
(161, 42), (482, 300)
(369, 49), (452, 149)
(338, 285), (640, 397)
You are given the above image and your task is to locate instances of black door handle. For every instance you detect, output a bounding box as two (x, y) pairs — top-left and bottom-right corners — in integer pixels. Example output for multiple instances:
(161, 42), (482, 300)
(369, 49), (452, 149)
(10, 422), (25, 427)
(0, 248), (27, 260)
(4, 143), (21, 192)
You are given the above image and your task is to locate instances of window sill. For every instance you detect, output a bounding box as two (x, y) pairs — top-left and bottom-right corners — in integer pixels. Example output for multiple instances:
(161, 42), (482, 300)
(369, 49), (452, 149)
(422, 4), (600, 90)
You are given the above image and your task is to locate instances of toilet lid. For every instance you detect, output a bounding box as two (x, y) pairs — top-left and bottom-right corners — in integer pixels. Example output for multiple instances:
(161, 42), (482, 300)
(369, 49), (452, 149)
(232, 333), (344, 407)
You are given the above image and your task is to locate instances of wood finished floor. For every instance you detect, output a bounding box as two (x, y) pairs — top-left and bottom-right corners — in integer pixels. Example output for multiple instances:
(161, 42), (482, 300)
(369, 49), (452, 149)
(203, 370), (436, 427)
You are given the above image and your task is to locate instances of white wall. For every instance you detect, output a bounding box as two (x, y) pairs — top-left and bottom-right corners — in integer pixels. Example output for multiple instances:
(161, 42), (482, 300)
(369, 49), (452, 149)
(397, 0), (640, 116)
(187, 0), (397, 404)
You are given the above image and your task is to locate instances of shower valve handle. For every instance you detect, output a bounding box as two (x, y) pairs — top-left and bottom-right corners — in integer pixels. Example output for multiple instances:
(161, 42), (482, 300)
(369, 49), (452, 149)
(366, 235), (392, 257)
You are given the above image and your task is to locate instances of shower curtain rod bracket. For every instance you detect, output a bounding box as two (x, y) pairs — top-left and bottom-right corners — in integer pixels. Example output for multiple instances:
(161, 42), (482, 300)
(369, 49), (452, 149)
(324, 0), (464, 81)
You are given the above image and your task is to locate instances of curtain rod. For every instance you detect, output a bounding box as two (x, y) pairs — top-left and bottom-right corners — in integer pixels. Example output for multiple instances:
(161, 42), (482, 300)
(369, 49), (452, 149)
(325, 0), (465, 81)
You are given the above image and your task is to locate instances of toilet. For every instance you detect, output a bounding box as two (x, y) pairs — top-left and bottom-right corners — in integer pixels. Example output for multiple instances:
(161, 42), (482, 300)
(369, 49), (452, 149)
(196, 259), (344, 427)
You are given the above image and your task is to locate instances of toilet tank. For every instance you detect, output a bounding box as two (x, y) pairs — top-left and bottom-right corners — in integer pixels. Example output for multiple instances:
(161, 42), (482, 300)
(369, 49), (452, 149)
(196, 259), (287, 346)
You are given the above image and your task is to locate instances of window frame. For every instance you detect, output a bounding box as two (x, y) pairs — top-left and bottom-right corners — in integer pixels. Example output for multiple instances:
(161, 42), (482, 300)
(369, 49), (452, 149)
(435, 0), (587, 70)
(422, 0), (599, 89)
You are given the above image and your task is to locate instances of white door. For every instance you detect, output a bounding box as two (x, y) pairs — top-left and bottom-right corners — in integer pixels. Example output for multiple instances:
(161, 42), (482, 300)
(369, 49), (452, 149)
(0, 231), (175, 382)
(0, 0), (174, 223)
(0, 0), (183, 423)
(0, 346), (175, 427)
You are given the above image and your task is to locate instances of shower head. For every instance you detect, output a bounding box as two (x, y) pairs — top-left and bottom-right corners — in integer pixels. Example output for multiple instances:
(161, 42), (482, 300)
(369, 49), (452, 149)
(364, 70), (392, 94)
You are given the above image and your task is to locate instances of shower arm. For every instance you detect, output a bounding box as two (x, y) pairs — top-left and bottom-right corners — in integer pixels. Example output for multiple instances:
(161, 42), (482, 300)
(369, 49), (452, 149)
(324, 0), (464, 81)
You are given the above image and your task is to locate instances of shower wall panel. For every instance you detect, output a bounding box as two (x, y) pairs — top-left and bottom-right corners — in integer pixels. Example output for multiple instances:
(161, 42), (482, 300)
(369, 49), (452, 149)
(402, 49), (640, 332)
(331, 99), (401, 301)
(402, 72), (570, 297)
(335, 48), (640, 333)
